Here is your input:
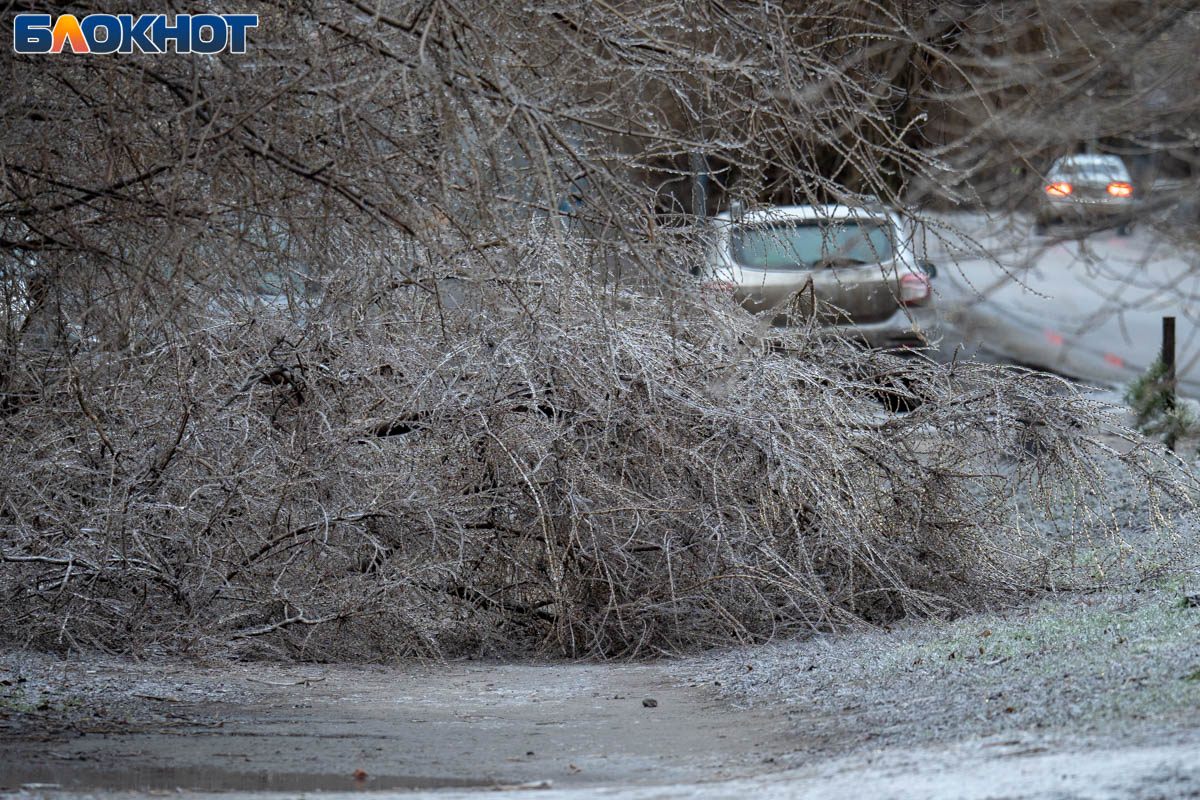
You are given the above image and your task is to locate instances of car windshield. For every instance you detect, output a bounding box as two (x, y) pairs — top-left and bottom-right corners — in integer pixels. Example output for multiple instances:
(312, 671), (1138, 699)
(730, 220), (893, 271)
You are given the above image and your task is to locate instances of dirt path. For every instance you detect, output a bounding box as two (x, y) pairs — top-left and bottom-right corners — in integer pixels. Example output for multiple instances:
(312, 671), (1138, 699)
(0, 656), (793, 794)
(3, 630), (1200, 800)
(3, 651), (1199, 800)
(3, 584), (1200, 799)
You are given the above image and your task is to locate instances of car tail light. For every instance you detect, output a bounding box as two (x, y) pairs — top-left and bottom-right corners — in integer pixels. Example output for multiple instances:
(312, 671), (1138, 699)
(1107, 181), (1132, 197)
(899, 272), (930, 306)
(1046, 182), (1073, 196)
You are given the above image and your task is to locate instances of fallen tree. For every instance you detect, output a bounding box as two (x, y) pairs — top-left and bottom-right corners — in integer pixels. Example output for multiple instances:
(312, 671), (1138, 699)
(0, 232), (1191, 658)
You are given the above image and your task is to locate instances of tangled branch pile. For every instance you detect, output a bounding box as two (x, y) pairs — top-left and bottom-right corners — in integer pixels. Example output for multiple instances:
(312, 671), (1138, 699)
(0, 233), (1188, 658)
(3, 0), (1198, 658)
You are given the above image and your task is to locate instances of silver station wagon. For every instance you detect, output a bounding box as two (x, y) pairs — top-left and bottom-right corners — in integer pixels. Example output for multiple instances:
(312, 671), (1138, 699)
(700, 204), (938, 349)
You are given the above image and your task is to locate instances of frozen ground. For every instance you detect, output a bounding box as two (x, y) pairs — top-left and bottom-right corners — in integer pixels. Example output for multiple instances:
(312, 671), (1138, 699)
(3, 577), (1199, 800)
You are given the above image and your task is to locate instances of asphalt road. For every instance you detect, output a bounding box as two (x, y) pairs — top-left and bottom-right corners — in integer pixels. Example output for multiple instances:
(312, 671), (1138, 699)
(923, 212), (1200, 395)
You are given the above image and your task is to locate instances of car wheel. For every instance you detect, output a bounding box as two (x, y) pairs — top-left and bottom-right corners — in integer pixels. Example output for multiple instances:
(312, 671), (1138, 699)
(1034, 219), (1047, 235)
(1116, 222), (1132, 236)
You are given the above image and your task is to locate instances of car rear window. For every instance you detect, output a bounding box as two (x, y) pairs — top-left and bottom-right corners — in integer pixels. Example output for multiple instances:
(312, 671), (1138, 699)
(1049, 157), (1130, 182)
(730, 220), (893, 271)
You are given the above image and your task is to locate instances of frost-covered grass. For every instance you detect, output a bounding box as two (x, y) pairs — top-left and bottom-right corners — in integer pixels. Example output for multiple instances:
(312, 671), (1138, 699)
(692, 585), (1200, 754)
(690, 436), (1200, 753)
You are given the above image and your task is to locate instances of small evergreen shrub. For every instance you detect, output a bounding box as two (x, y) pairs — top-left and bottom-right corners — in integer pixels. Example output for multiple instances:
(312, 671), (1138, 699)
(1124, 355), (1198, 448)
